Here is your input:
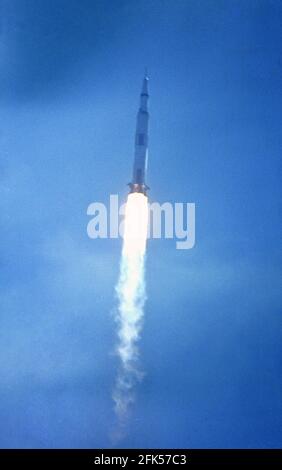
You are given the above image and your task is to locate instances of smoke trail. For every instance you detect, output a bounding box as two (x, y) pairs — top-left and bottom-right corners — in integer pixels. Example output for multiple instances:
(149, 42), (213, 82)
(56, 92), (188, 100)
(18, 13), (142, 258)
(113, 192), (148, 434)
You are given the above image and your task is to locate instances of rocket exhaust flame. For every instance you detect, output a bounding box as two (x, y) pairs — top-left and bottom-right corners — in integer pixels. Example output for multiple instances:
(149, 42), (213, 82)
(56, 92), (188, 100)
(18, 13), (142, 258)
(113, 192), (148, 429)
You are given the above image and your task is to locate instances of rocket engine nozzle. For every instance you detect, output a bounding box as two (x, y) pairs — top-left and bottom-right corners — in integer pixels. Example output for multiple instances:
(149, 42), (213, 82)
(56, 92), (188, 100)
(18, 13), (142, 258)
(128, 182), (149, 196)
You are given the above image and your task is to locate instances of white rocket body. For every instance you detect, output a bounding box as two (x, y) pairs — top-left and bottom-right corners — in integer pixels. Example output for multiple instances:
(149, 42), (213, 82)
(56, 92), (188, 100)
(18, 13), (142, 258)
(129, 75), (149, 195)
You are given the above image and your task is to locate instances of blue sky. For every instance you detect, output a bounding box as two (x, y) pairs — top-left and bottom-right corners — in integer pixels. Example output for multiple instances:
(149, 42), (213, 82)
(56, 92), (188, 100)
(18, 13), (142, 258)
(0, 0), (281, 448)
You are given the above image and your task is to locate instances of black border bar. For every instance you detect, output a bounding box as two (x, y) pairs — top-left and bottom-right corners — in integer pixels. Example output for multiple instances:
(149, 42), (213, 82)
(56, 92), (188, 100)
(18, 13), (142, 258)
(0, 449), (281, 467)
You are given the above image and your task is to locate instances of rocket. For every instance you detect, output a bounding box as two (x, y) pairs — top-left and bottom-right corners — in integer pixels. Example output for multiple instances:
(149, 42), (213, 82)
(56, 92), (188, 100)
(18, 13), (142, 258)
(129, 73), (149, 195)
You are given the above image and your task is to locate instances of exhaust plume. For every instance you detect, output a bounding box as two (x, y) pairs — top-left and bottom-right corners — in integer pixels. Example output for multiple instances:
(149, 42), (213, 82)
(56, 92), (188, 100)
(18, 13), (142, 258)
(113, 192), (148, 434)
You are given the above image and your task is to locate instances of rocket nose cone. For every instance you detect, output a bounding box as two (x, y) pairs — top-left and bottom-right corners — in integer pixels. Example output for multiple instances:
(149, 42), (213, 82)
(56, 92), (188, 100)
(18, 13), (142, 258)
(142, 76), (149, 95)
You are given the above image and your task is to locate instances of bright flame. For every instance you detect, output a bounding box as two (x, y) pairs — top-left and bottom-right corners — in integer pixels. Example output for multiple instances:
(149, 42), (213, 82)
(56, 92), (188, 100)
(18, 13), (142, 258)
(122, 192), (148, 256)
(113, 192), (148, 431)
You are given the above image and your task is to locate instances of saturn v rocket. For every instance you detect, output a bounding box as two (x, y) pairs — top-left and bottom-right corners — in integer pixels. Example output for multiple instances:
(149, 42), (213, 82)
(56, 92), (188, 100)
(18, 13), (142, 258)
(129, 73), (149, 195)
